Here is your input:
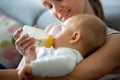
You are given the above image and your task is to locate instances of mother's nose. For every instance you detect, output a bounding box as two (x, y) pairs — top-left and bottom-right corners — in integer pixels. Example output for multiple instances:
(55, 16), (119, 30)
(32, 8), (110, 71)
(52, 4), (63, 14)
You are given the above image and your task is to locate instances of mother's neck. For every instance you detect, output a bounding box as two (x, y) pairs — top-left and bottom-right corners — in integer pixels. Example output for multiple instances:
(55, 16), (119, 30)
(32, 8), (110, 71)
(84, 0), (95, 15)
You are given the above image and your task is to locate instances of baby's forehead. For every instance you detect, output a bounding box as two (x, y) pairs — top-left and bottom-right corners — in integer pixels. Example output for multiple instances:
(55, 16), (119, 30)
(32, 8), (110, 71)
(63, 19), (74, 26)
(53, 22), (66, 30)
(64, 18), (80, 27)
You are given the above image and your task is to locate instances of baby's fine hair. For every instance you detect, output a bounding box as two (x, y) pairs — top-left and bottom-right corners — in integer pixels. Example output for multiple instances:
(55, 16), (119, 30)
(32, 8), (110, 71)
(67, 14), (107, 52)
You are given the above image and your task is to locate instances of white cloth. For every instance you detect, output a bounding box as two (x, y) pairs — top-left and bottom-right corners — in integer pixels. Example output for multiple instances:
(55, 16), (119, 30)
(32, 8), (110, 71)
(107, 27), (120, 35)
(31, 47), (83, 77)
(99, 74), (120, 80)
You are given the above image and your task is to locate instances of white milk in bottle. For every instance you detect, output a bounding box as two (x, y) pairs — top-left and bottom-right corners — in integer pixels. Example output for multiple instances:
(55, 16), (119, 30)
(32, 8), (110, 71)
(21, 25), (54, 48)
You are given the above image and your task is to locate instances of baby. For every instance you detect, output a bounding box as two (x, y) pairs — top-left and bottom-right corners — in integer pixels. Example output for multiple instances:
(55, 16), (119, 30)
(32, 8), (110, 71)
(18, 14), (106, 80)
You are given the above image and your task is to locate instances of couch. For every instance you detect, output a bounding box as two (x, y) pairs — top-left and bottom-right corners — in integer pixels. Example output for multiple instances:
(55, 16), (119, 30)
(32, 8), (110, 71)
(0, 0), (120, 69)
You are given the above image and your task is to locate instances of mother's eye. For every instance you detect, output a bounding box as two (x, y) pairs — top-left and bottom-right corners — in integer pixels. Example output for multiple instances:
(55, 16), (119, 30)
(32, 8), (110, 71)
(46, 5), (53, 9)
(43, 3), (53, 9)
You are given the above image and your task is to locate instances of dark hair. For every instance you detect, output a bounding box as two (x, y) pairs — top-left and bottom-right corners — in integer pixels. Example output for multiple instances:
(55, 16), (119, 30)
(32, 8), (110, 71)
(89, 0), (106, 22)
(88, 0), (113, 28)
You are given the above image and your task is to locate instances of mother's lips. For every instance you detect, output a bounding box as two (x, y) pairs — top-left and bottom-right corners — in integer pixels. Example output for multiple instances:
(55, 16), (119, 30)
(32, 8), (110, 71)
(60, 9), (71, 21)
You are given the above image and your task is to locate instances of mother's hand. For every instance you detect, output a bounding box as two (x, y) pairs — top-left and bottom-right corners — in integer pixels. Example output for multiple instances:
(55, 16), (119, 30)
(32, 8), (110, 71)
(13, 27), (36, 62)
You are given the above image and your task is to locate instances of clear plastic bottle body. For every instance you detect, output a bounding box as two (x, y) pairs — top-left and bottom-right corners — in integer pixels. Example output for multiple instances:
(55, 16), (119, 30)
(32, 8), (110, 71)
(21, 25), (54, 48)
(47, 22), (63, 37)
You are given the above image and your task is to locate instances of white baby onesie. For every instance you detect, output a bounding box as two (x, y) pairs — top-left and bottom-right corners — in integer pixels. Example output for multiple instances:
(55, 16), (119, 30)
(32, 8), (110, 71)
(31, 47), (83, 77)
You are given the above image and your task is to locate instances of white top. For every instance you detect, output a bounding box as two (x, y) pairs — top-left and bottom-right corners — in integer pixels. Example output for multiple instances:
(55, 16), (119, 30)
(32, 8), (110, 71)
(107, 27), (120, 35)
(31, 47), (83, 77)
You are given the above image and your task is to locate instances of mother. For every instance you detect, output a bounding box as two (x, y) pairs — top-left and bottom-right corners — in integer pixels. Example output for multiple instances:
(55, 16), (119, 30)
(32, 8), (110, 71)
(1, 0), (120, 80)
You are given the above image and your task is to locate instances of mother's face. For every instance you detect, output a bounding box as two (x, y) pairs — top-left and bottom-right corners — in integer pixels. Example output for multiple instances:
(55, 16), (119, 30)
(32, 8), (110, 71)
(40, 0), (86, 22)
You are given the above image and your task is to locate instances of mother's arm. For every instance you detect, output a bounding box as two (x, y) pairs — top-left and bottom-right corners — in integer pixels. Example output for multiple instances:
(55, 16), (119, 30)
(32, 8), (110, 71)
(0, 35), (120, 80)
(31, 34), (120, 80)
(0, 69), (19, 80)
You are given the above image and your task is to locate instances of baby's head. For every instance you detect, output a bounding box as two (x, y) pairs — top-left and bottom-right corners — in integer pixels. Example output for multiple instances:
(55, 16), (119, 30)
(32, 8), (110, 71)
(54, 14), (106, 55)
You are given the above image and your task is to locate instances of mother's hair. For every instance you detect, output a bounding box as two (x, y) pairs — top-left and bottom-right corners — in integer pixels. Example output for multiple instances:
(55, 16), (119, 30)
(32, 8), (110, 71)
(88, 0), (114, 28)
(89, 0), (106, 22)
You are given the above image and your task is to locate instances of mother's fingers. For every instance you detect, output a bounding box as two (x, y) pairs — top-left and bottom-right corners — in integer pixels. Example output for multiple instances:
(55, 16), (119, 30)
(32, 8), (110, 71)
(13, 27), (23, 40)
(20, 38), (35, 54)
(16, 37), (35, 56)
(15, 34), (29, 52)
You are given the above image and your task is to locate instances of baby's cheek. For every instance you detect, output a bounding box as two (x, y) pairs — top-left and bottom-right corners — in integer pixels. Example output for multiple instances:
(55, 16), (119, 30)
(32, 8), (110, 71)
(53, 38), (60, 48)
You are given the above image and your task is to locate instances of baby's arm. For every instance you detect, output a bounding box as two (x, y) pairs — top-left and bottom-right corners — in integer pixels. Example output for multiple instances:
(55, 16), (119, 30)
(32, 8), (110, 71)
(31, 48), (83, 77)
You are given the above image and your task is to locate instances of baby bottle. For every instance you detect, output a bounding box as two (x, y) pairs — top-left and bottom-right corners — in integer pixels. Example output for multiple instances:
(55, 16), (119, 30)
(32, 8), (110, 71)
(20, 25), (54, 48)
(47, 22), (63, 37)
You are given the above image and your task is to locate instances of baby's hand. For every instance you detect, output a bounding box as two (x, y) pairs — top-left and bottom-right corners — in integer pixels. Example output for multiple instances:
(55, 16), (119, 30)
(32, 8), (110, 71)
(18, 64), (32, 80)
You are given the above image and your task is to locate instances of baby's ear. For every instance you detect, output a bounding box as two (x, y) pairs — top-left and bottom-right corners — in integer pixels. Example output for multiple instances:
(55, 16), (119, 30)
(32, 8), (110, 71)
(70, 31), (81, 44)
